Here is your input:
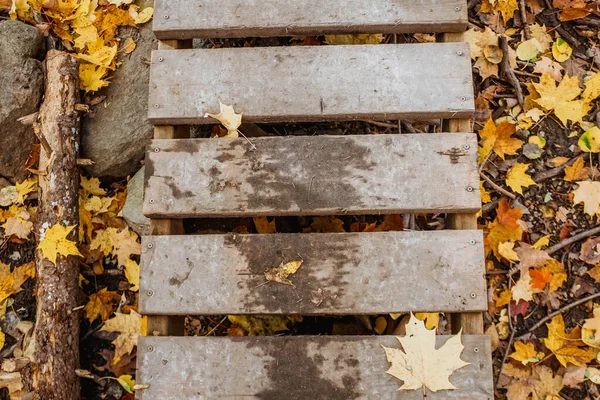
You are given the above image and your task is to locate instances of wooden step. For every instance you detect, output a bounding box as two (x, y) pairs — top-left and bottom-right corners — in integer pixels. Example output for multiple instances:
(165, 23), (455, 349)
(148, 43), (474, 125)
(139, 231), (486, 316)
(143, 134), (481, 218)
(152, 0), (468, 39)
(136, 335), (493, 399)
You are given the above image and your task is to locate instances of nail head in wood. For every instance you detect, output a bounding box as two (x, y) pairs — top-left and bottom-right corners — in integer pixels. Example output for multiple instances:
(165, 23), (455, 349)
(470, 292), (477, 299)
(467, 186), (474, 192)
(147, 290), (154, 297)
(147, 345), (154, 352)
(158, 57), (164, 62)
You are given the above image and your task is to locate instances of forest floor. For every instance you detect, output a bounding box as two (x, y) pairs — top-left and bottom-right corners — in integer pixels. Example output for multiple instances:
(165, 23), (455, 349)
(1, 0), (600, 399)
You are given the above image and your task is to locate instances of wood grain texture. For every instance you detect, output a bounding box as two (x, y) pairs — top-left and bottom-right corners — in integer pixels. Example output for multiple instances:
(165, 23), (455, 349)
(139, 231), (486, 315)
(136, 335), (493, 399)
(143, 134), (481, 218)
(148, 43), (475, 124)
(152, 0), (468, 39)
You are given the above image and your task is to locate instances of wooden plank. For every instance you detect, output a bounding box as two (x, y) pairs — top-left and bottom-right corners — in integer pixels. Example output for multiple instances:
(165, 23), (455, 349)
(139, 231), (486, 315)
(152, 0), (468, 39)
(146, 40), (190, 337)
(148, 43), (475, 124)
(143, 134), (481, 218)
(136, 335), (493, 399)
(442, 31), (485, 336)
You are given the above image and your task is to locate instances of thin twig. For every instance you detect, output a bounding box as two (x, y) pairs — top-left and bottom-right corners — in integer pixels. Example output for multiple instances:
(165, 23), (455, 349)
(545, 224), (600, 255)
(480, 172), (517, 199)
(519, 0), (531, 40)
(500, 36), (524, 105)
(532, 156), (579, 182)
(528, 292), (600, 332)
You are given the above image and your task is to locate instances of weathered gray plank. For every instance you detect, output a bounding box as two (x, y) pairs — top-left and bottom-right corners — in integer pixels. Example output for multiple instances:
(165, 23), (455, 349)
(148, 43), (474, 124)
(143, 134), (481, 218)
(136, 335), (493, 399)
(139, 231), (486, 315)
(153, 0), (468, 39)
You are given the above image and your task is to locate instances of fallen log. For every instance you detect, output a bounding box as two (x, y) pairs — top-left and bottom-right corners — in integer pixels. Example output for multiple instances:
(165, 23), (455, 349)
(32, 50), (81, 399)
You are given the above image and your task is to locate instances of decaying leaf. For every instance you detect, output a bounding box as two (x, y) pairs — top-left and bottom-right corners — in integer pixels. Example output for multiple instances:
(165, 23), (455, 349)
(101, 311), (145, 361)
(264, 260), (303, 286)
(382, 314), (469, 392)
(84, 288), (122, 322)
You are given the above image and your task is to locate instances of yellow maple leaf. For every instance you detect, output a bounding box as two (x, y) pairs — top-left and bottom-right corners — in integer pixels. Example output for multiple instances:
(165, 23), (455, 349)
(382, 314), (469, 392)
(79, 64), (110, 92)
(84, 288), (121, 322)
(112, 229), (140, 267)
(573, 181), (600, 216)
(506, 163), (536, 195)
(124, 259), (139, 292)
(498, 241), (520, 262)
(80, 176), (107, 196)
(76, 40), (118, 67)
(304, 216), (346, 233)
(509, 341), (542, 365)
(101, 311), (145, 361)
(478, 119), (523, 162)
(582, 72), (600, 103)
(15, 177), (37, 205)
(0, 262), (34, 303)
(533, 73), (591, 125)
(480, 0), (519, 23)
(544, 314), (596, 367)
(90, 227), (119, 256)
(414, 312), (443, 330)
(38, 224), (81, 264)
(206, 102), (242, 138)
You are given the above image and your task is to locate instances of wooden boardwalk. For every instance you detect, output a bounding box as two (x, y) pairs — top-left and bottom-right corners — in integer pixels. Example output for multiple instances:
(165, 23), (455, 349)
(137, 1), (493, 398)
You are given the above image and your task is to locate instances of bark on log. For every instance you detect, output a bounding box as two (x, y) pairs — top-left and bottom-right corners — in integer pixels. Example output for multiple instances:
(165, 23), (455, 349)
(32, 50), (81, 399)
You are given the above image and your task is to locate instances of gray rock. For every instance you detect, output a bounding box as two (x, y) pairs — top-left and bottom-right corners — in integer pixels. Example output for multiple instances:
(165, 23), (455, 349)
(81, 22), (157, 178)
(122, 166), (150, 236)
(0, 21), (44, 183)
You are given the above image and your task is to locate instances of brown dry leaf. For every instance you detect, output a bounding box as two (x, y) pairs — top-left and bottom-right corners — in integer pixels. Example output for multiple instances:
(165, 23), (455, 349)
(2, 211), (33, 239)
(324, 34), (384, 45)
(579, 237), (600, 265)
(382, 314), (469, 392)
(564, 157), (589, 181)
(84, 288), (122, 322)
(264, 260), (303, 286)
(530, 366), (564, 400)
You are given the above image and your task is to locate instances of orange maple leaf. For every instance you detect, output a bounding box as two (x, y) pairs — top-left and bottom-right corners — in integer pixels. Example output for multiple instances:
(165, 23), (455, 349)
(530, 269), (552, 290)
